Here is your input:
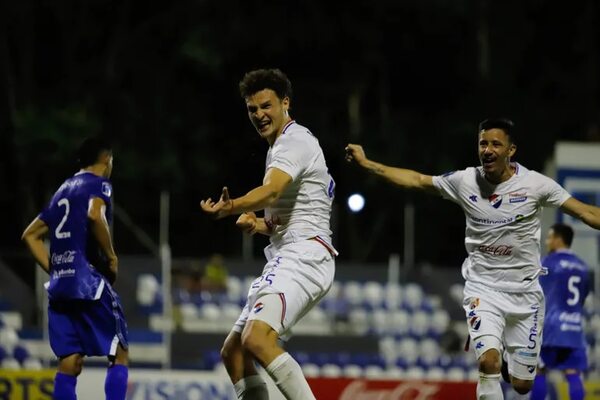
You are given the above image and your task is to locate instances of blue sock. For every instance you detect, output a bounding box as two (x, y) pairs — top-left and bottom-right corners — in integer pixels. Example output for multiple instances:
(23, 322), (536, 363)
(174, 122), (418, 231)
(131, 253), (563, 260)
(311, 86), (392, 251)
(105, 364), (128, 400)
(530, 374), (547, 400)
(566, 373), (585, 400)
(54, 372), (77, 400)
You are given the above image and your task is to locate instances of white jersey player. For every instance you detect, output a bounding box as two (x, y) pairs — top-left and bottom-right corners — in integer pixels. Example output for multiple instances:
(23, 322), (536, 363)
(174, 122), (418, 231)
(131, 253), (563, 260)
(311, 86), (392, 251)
(345, 117), (600, 400)
(201, 69), (336, 400)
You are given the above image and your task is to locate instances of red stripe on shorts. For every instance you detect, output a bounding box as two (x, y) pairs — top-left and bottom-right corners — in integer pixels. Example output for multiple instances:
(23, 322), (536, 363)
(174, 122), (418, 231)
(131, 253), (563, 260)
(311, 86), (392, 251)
(278, 293), (286, 327)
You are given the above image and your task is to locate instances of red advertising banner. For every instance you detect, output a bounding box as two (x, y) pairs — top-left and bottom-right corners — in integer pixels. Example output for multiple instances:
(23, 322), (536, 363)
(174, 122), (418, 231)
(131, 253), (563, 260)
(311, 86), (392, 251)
(308, 378), (477, 400)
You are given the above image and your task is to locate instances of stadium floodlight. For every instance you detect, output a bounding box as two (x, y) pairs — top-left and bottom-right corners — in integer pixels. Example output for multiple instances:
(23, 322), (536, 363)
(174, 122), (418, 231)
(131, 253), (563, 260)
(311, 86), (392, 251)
(347, 193), (365, 213)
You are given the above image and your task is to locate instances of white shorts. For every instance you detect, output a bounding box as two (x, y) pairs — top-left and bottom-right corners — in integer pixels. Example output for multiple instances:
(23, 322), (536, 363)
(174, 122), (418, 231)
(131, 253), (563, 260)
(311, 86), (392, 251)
(463, 281), (545, 380)
(233, 239), (335, 340)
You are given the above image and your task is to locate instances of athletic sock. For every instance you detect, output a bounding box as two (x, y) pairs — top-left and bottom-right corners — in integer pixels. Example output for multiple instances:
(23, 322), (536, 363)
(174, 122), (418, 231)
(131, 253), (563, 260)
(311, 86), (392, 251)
(234, 375), (269, 399)
(265, 352), (315, 400)
(477, 372), (502, 400)
(530, 374), (547, 400)
(566, 372), (585, 400)
(105, 364), (128, 400)
(54, 372), (77, 400)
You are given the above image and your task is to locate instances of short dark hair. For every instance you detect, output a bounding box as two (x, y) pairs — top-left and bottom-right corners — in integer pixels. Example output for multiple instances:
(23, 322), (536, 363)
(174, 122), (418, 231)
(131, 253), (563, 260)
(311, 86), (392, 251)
(550, 223), (574, 247)
(77, 137), (112, 169)
(478, 118), (515, 143)
(239, 68), (292, 101)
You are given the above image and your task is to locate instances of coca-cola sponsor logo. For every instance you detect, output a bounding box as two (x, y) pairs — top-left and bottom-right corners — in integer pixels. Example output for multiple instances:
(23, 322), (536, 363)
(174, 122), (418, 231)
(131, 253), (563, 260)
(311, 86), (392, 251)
(477, 244), (513, 256)
(51, 250), (77, 265)
(340, 380), (440, 400)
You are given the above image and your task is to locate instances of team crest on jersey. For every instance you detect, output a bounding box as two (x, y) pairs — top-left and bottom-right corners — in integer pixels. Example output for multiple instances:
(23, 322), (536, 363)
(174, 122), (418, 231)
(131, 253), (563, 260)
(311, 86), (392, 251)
(488, 194), (502, 208)
(102, 182), (112, 197)
(469, 298), (480, 310)
(469, 316), (482, 331)
(253, 302), (264, 314)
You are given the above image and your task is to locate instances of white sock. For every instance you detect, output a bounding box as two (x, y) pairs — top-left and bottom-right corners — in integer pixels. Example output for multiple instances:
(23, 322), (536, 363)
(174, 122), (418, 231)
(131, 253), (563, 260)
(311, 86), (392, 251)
(265, 353), (316, 400)
(234, 375), (269, 400)
(477, 373), (503, 400)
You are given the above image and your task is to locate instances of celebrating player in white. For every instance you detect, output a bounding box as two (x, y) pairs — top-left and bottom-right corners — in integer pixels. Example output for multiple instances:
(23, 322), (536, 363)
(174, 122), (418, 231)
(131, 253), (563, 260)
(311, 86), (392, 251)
(345, 118), (600, 400)
(201, 68), (337, 400)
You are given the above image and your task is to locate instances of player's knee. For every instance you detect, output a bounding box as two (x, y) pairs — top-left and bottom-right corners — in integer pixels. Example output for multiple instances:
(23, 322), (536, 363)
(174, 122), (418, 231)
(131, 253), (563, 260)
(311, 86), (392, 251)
(59, 354), (84, 376)
(512, 378), (533, 394)
(114, 345), (129, 366)
(478, 349), (501, 374)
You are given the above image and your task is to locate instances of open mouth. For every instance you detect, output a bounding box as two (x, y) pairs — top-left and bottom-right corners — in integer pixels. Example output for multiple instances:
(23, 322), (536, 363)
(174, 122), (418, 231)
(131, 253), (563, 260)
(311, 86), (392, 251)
(257, 120), (271, 132)
(482, 158), (496, 168)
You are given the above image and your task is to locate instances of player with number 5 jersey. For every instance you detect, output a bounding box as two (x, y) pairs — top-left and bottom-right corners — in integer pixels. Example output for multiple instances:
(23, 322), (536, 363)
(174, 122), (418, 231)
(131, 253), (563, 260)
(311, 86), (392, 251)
(22, 138), (129, 400)
(531, 223), (591, 400)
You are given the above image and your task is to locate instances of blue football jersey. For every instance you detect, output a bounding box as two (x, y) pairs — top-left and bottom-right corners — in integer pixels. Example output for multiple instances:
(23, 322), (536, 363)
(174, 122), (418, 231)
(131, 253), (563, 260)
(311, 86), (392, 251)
(540, 249), (590, 349)
(39, 171), (113, 300)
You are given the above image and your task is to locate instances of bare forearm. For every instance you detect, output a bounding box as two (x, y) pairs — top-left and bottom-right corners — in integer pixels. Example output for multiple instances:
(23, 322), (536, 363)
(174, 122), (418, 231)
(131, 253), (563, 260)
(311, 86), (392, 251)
(360, 159), (426, 190)
(581, 207), (600, 230)
(24, 238), (50, 273)
(231, 185), (279, 214)
(90, 218), (117, 272)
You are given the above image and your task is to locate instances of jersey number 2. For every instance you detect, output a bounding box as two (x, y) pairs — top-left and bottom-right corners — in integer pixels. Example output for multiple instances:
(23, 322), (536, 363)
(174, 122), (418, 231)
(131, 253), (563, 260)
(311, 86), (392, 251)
(55, 198), (72, 239)
(567, 275), (581, 306)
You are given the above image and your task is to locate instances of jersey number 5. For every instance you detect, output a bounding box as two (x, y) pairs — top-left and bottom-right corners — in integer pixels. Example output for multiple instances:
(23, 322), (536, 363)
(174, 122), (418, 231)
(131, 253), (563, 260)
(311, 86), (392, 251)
(567, 275), (581, 306)
(55, 198), (72, 239)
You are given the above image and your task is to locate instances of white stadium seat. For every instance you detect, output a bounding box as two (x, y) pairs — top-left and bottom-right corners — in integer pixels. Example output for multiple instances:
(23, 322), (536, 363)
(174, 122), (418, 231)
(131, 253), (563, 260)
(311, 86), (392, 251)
(446, 366), (466, 382)
(384, 283), (402, 310)
(364, 365), (385, 379)
(389, 310), (410, 335)
(363, 281), (384, 308)
(321, 363), (342, 378)
(199, 303), (220, 320)
(226, 276), (243, 302)
(425, 367), (446, 381)
(301, 363), (320, 378)
(343, 364), (363, 378)
(136, 274), (160, 306)
(404, 366), (426, 380)
(348, 309), (369, 335)
(344, 281), (364, 306)
(1, 357), (20, 370)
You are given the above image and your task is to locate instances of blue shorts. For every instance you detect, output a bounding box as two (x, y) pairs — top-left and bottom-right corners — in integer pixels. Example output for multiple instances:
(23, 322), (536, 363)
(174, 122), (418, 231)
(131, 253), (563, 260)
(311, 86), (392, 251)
(48, 286), (128, 358)
(540, 346), (587, 371)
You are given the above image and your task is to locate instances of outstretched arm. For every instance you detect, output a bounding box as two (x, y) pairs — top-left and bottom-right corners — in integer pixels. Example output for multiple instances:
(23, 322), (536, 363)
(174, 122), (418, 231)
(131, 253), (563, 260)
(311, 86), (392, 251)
(560, 197), (600, 230)
(345, 144), (438, 194)
(89, 197), (118, 283)
(21, 217), (50, 273)
(200, 167), (292, 219)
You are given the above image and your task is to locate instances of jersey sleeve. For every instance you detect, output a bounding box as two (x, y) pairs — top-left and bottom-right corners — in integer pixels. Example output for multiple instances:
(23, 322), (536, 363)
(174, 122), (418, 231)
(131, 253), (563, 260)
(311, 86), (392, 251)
(267, 135), (310, 181)
(538, 174), (571, 208)
(91, 179), (113, 205)
(432, 169), (467, 203)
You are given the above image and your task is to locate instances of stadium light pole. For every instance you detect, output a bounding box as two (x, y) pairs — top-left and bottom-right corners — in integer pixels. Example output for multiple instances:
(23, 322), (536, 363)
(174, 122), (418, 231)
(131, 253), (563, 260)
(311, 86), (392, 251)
(159, 190), (172, 369)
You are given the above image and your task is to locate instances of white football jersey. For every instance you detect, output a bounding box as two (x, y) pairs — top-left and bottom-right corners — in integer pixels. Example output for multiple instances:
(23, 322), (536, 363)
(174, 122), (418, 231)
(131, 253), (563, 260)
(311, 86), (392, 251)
(433, 163), (571, 292)
(264, 121), (335, 246)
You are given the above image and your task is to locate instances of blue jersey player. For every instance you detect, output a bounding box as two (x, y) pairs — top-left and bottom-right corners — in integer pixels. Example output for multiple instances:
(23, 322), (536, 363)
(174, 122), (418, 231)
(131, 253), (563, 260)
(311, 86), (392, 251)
(531, 223), (590, 400)
(22, 138), (129, 400)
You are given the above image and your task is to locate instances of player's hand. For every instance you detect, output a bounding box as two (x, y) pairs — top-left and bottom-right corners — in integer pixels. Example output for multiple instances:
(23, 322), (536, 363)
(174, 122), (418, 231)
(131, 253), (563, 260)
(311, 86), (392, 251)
(345, 143), (368, 166)
(200, 187), (234, 219)
(236, 212), (257, 234)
